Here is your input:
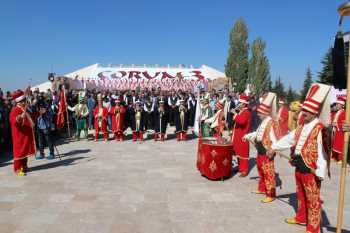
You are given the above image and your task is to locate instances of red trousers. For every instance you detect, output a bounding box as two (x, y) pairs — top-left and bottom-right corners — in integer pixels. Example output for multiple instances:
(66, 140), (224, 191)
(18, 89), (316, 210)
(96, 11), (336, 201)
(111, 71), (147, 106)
(332, 150), (342, 162)
(176, 132), (187, 141)
(294, 171), (321, 233)
(13, 157), (28, 173)
(132, 132), (143, 141)
(256, 154), (276, 198)
(95, 127), (108, 140)
(237, 156), (249, 175)
(114, 132), (124, 141)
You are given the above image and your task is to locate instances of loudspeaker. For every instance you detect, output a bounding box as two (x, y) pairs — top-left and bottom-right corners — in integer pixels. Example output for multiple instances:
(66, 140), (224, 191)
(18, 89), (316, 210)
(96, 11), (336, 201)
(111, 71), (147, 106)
(48, 73), (55, 82)
(332, 32), (347, 89)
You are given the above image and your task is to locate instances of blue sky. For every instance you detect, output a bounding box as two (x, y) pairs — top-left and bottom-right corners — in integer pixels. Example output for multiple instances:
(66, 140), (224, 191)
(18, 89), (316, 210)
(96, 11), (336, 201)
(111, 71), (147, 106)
(0, 0), (345, 91)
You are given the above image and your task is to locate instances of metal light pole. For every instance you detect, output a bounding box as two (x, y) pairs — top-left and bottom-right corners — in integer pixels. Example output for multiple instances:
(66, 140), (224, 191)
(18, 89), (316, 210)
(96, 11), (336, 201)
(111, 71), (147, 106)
(336, 2), (350, 233)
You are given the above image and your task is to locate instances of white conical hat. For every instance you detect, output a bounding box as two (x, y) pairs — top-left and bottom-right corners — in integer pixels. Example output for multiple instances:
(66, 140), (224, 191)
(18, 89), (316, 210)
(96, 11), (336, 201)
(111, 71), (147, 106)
(257, 92), (277, 118)
(302, 83), (332, 125)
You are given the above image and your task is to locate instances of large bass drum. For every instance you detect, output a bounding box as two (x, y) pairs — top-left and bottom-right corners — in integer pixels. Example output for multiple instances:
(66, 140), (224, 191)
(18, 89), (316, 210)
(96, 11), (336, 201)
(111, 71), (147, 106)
(197, 137), (233, 180)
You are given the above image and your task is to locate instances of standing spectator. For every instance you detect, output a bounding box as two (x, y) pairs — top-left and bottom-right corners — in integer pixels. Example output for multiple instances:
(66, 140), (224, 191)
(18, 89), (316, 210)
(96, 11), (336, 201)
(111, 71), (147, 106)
(36, 100), (55, 160)
(87, 93), (96, 129)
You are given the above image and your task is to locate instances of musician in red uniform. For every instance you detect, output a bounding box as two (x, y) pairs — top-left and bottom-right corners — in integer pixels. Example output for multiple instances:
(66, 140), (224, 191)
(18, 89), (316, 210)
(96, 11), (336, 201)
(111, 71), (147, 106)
(9, 90), (36, 176)
(93, 94), (108, 141)
(231, 95), (251, 177)
(268, 83), (330, 233)
(109, 98), (126, 141)
(331, 96), (346, 164)
(278, 98), (289, 136)
(205, 99), (226, 138)
(244, 92), (280, 203)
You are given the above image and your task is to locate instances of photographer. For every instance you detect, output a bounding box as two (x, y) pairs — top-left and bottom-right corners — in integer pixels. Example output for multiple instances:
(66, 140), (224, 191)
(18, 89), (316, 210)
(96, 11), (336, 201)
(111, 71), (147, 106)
(36, 99), (55, 160)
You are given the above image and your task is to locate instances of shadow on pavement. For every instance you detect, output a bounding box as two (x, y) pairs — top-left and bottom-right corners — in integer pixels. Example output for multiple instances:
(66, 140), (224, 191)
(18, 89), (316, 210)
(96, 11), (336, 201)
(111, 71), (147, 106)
(29, 156), (87, 172)
(276, 192), (298, 212)
(59, 149), (91, 158)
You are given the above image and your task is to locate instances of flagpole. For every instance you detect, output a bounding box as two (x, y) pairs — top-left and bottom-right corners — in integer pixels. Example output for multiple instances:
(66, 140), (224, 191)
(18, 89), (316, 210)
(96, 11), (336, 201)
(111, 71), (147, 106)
(336, 3), (350, 233)
(63, 85), (71, 138)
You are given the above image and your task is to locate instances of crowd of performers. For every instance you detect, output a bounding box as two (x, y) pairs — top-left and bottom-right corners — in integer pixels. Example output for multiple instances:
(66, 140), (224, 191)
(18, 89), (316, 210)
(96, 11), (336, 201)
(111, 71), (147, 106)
(1, 84), (350, 233)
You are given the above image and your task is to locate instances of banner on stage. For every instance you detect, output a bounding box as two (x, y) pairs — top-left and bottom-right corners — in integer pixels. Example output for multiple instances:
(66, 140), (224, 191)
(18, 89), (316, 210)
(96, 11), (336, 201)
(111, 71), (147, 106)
(72, 67), (210, 91)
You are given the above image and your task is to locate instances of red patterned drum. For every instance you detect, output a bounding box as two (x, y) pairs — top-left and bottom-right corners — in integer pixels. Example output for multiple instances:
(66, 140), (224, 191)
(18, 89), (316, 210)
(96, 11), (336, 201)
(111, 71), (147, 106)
(197, 137), (233, 180)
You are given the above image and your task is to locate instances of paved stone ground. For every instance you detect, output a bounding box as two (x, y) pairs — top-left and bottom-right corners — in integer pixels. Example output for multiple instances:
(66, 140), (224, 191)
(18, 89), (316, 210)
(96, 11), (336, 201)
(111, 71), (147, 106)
(0, 130), (350, 233)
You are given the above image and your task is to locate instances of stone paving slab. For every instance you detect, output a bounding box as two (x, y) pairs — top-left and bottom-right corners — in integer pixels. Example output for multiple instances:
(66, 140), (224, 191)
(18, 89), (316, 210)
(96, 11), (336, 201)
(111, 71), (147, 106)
(0, 131), (350, 233)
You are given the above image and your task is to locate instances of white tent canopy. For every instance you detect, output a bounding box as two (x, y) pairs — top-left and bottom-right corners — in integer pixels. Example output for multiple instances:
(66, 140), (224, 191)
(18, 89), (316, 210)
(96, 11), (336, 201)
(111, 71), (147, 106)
(33, 63), (227, 91)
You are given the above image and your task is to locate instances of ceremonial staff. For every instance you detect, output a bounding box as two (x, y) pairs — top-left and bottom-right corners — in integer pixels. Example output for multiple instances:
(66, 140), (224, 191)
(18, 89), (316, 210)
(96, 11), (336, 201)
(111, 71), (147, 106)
(336, 2), (350, 233)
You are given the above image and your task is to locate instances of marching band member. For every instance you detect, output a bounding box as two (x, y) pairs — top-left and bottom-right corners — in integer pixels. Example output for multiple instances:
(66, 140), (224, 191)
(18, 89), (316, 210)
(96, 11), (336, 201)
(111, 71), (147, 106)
(331, 96), (346, 164)
(131, 101), (145, 141)
(267, 83), (331, 233)
(68, 91), (89, 140)
(143, 97), (154, 131)
(244, 92), (280, 203)
(200, 98), (213, 137)
(153, 100), (168, 141)
(205, 99), (225, 138)
(288, 101), (301, 130)
(175, 99), (188, 141)
(109, 98), (126, 141)
(93, 94), (108, 142)
(231, 94), (251, 177)
(278, 98), (289, 136)
(9, 89), (36, 176)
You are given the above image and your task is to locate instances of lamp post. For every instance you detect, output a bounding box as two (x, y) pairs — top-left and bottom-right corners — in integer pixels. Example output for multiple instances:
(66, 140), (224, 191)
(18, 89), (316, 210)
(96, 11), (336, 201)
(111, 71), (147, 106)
(336, 2), (350, 233)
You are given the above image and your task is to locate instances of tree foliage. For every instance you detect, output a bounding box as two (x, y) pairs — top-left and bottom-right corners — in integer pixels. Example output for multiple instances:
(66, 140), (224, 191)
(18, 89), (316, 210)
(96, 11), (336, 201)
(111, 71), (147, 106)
(300, 67), (313, 101)
(318, 48), (334, 85)
(248, 37), (270, 96)
(225, 17), (249, 93)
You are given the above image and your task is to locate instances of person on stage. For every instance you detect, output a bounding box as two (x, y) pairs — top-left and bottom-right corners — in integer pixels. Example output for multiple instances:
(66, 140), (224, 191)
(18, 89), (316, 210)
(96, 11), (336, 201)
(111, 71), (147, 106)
(267, 83), (331, 233)
(9, 89), (36, 176)
(153, 100), (168, 141)
(277, 98), (289, 136)
(68, 92), (89, 140)
(109, 98), (126, 141)
(231, 94), (251, 177)
(175, 99), (188, 141)
(244, 92), (280, 203)
(331, 96), (346, 164)
(200, 98), (213, 138)
(168, 90), (178, 126)
(130, 101), (145, 141)
(143, 98), (154, 131)
(93, 94), (108, 142)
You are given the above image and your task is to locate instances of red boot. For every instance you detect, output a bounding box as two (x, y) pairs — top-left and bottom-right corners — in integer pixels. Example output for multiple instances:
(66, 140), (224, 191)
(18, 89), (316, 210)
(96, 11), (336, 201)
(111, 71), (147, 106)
(139, 132), (144, 141)
(132, 132), (137, 141)
(154, 133), (159, 141)
(183, 132), (187, 141)
(160, 133), (165, 141)
(176, 132), (180, 141)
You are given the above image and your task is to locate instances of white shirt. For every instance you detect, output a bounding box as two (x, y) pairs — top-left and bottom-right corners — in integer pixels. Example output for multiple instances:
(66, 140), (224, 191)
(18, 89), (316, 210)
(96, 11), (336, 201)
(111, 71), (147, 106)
(244, 116), (277, 144)
(271, 118), (327, 179)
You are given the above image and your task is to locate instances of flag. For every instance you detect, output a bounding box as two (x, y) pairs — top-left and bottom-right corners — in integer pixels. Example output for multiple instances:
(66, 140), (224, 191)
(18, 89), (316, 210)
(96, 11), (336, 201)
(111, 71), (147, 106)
(193, 91), (201, 136)
(56, 89), (66, 129)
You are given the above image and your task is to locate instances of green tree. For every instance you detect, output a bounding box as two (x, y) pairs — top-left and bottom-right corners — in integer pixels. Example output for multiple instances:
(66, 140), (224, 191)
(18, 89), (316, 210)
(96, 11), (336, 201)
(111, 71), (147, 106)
(318, 48), (334, 85)
(272, 76), (285, 98)
(301, 66), (313, 101)
(248, 37), (270, 96)
(286, 85), (298, 104)
(225, 17), (249, 93)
